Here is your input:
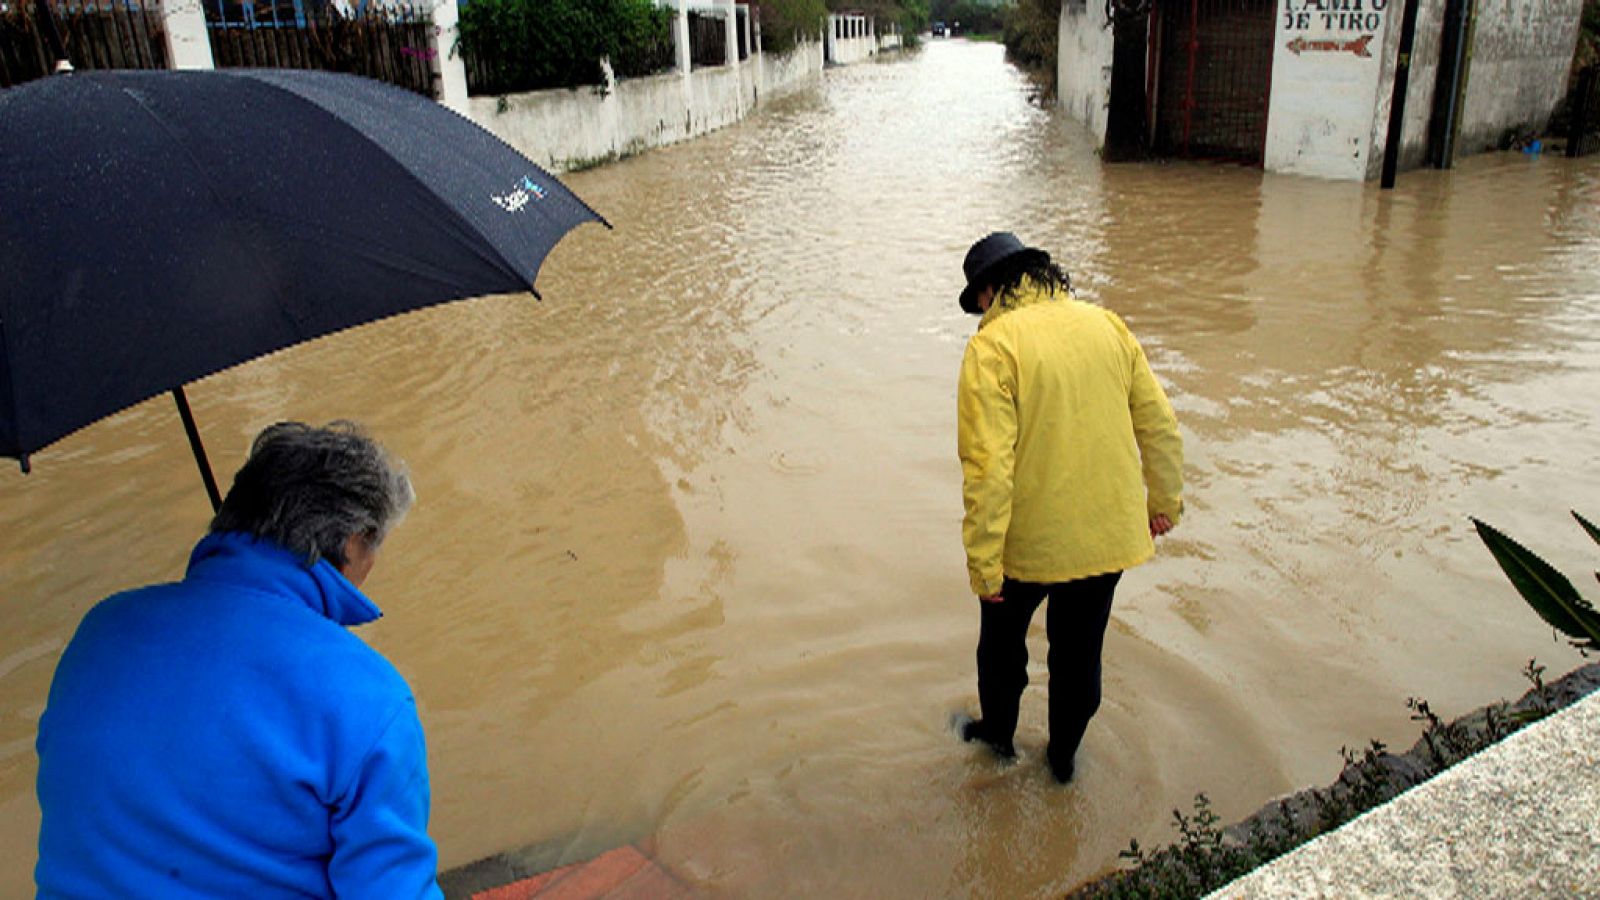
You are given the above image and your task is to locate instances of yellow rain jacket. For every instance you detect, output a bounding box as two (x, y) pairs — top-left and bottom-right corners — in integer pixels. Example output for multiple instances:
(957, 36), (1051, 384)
(958, 278), (1183, 596)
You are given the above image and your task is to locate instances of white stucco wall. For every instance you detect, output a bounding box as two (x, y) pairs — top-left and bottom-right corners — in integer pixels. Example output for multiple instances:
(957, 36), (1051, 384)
(1055, 0), (1113, 145)
(466, 41), (824, 173)
(1453, 0), (1583, 152)
(755, 36), (827, 101)
(826, 15), (877, 65)
(1265, 0), (1583, 181)
(1263, 0), (1394, 180)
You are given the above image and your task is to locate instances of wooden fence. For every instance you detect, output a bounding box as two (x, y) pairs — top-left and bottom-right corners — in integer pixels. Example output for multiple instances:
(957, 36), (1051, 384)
(207, 6), (436, 98)
(687, 11), (726, 68)
(1, 0), (167, 88)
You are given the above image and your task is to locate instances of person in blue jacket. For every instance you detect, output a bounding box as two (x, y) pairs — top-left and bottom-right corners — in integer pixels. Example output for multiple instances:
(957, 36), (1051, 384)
(36, 421), (441, 899)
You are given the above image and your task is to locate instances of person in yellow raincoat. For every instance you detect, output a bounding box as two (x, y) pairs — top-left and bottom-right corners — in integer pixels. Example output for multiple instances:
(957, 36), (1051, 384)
(954, 232), (1183, 783)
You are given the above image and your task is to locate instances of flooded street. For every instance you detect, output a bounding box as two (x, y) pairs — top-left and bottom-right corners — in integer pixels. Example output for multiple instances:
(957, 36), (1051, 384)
(4, 39), (1600, 897)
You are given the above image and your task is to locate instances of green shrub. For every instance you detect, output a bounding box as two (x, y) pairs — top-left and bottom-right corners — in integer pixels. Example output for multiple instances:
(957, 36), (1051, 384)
(458, 0), (674, 94)
(1002, 0), (1057, 80)
(754, 0), (827, 55)
(1072, 661), (1569, 899)
(1579, 0), (1598, 71)
(930, 0), (1005, 35)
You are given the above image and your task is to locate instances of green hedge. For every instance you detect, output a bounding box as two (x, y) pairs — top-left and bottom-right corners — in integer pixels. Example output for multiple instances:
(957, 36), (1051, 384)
(754, 0), (826, 55)
(1002, 0), (1058, 79)
(458, 0), (675, 95)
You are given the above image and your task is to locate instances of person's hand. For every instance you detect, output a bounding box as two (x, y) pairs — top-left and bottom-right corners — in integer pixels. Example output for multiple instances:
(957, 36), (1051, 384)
(1150, 514), (1174, 537)
(980, 592), (1004, 604)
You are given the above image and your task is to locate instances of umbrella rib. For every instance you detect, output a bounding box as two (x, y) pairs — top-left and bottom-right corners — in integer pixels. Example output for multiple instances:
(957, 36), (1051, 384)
(232, 73), (554, 295)
(113, 83), (311, 350)
(123, 72), (538, 299)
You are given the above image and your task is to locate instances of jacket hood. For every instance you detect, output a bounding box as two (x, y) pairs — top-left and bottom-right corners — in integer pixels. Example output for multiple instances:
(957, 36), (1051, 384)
(184, 531), (383, 627)
(976, 275), (1066, 331)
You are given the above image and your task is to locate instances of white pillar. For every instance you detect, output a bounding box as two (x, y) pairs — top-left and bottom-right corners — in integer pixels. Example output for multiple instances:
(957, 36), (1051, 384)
(674, 0), (692, 74)
(160, 0), (214, 69)
(723, 0), (736, 66)
(429, 0), (470, 115)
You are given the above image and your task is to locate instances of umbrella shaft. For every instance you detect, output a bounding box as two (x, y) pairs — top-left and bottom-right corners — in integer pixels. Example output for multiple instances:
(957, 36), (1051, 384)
(173, 388), (223, 513)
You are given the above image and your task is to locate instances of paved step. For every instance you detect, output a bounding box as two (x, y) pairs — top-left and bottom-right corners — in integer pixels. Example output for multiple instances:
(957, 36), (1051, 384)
(469, 844), (692, 900)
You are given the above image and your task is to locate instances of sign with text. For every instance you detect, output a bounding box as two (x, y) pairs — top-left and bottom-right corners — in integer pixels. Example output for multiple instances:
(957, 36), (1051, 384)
(1281, 0), (1386, 59)
(1282, 0), (1388, 34)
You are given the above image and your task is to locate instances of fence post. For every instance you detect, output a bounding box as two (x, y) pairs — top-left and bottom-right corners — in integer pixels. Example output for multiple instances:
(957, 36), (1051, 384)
(674, 0), (691, 75)
(159, 0), (215, 69)
(427, 0), (469, 114)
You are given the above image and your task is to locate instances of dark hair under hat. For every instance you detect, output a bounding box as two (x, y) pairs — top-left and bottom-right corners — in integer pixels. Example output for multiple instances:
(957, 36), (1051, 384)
(959, 232), (1051, 315)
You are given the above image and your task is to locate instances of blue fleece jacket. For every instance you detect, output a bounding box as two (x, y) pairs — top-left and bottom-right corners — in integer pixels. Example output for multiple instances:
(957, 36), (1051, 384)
(35, 532), (442, 899)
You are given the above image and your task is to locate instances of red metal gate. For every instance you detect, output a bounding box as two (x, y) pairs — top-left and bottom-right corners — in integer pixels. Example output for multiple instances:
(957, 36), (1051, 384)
(1149, 0), (1276, 165)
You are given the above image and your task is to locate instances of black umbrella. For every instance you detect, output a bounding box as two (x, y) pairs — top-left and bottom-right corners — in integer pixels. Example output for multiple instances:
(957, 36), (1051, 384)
(0, 69), (608, 509)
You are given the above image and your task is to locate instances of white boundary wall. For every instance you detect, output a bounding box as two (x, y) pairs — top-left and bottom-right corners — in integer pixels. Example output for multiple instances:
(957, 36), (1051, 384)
(1263, 0), (1393, 179)
(1060, 0), (1584, 181)
(465, 41), (825, 173)
(1055, 0), (1113, 144)
(826, 14), (877, 65)
(1445, 0), (1581, 156)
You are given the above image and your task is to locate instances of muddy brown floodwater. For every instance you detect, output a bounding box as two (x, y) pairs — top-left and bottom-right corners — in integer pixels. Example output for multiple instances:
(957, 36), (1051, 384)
(3, 39), (1599, 899)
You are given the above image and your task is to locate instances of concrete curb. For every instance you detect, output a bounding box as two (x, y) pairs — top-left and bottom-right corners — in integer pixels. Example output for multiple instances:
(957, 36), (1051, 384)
(1209, 690), (1600, 898)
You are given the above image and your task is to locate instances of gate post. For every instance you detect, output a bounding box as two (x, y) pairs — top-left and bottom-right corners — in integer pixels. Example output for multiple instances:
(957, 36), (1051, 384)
(674, 0), (692, 75)
(159, 0), (215, 69)
(428, 0), (470, 113)
(1380, 0), (1423, 189)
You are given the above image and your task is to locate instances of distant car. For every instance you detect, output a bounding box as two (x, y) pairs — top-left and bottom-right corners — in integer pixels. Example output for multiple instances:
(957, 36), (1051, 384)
(931, 20), (946, 36)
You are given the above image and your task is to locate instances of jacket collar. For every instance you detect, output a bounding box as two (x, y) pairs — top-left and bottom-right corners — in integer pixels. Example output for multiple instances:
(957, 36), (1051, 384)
(977, 276), (1067, 331)
(184, 531), (383, 627)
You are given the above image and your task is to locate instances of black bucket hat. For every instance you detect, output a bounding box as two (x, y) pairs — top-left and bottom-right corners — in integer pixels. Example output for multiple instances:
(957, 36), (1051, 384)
(959, 232), (1050, 315)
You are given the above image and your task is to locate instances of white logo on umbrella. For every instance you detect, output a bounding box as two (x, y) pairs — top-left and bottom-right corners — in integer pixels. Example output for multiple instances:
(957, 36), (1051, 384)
(492, 176), (548, 213)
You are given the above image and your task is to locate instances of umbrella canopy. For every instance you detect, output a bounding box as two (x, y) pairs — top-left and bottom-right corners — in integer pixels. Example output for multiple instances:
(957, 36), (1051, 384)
(0, 69), (607, 484)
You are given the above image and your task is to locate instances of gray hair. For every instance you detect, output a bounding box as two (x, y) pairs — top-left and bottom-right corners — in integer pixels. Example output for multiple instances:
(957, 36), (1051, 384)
(210, 421), (415, 568)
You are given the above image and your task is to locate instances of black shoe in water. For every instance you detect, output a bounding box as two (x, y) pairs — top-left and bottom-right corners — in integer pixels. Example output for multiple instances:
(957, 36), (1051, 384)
(959, 717), (1017, 759)
(1048, 747), (1076, 783)
(1050, 757), (1075, 784)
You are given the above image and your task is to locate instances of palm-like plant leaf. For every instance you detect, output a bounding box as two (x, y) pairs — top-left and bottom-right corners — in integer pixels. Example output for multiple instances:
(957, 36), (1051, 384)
(1471, 517), (1600, 648)
(1576, 511), (1600, 589)
(1576, 511), (1600, 548)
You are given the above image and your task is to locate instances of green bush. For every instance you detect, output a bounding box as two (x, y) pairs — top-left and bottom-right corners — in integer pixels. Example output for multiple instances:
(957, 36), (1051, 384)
(457, 0), (674, 94)
(754, 0), (827, 55)
(1580, 0), (1598, 71)
(1072, 661), (1566, 899)
(930, 0), (1005, 35)
(1002, 0), (1057, 79)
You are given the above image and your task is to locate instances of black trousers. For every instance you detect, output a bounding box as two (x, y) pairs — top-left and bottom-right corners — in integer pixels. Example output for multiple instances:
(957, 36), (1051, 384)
(975, 571), (1121, 770)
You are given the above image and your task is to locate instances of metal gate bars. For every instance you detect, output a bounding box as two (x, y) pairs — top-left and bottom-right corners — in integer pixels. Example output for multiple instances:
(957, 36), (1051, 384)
(1150, 0), (1276, 165)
